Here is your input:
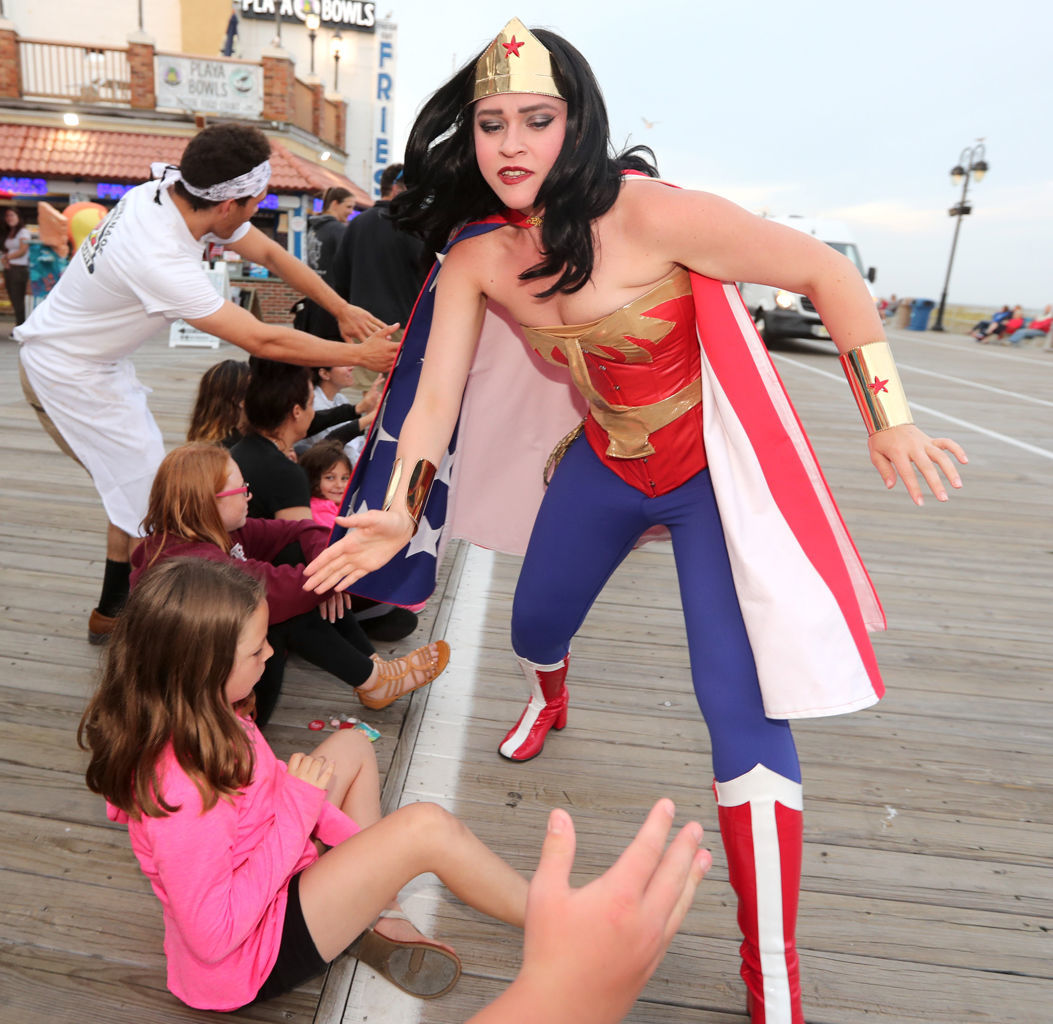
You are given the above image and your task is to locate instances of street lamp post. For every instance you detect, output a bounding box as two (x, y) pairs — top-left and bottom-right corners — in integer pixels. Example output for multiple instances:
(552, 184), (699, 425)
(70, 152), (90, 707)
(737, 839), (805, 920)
(932, 140), (988, 332)
(305, 10), (320, 75)
(330, 31), (343, 93)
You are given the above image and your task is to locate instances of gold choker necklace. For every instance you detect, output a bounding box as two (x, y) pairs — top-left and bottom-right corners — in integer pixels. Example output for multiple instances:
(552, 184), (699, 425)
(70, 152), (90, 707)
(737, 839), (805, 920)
(525, 214), (543, 228)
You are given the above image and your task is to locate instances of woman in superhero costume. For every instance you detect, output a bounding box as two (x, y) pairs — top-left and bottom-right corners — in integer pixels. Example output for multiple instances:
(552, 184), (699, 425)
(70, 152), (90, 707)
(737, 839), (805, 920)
(304, 19), (967, 1022)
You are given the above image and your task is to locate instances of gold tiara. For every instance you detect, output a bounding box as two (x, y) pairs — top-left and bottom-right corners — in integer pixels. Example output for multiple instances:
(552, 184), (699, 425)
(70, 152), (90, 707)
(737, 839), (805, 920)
(472, 17), (564, 103)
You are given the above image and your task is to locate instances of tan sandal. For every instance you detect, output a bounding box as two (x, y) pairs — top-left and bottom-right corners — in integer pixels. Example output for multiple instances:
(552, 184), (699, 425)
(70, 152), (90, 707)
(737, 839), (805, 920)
(350, 909), (461, 999)
(357, 640), (450, 710)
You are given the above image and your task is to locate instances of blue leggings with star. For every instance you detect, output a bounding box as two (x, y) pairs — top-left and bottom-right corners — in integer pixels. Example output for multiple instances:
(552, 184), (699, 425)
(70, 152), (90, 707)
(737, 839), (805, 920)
(510, 435), (800, 784)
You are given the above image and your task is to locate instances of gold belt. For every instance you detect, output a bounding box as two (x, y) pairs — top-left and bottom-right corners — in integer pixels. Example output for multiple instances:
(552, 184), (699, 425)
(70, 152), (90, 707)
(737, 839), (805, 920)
(591, 378), (702, 458)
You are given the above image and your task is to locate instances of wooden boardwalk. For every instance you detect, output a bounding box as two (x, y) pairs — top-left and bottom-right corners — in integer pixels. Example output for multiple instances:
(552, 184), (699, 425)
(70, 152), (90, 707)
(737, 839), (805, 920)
(1, 324), (1050, 1024)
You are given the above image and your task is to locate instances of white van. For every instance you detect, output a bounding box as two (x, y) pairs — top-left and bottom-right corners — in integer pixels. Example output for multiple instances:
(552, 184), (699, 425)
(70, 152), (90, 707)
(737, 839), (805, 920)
(738, 216), (877, 345)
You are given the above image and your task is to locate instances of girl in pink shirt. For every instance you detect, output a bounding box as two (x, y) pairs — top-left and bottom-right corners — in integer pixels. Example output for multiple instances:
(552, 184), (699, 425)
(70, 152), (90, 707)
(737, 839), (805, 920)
(79, 557), (528, 1011)
(301, 439), (352, 530)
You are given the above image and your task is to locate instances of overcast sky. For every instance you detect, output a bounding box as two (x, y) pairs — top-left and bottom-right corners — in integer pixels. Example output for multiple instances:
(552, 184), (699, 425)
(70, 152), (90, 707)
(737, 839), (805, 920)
(384, 0), (1050, 310)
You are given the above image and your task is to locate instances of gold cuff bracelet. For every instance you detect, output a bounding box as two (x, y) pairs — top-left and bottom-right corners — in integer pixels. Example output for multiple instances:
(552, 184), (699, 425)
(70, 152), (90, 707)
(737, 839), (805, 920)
(839, 341), (913, 434)
(382, 457), (437, 535)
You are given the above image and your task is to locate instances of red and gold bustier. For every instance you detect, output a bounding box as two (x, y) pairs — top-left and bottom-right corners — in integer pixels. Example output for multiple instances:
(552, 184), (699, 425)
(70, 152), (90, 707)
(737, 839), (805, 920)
(522, 268), (705, 496)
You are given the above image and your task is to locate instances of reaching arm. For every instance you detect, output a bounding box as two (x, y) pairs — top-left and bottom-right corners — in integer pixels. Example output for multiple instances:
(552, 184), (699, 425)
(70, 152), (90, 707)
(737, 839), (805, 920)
(186, 300), (400, 372)
(468, 800), (711, 1024)
(228, 226), (386, 343)
(633, 183), (967, 505)
(303, 245), (487, 593)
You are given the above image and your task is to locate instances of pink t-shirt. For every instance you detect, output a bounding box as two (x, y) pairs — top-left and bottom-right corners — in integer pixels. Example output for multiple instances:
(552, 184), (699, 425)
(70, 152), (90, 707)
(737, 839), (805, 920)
(310, 495), (339, 530)
(108, 716), (358, 1010)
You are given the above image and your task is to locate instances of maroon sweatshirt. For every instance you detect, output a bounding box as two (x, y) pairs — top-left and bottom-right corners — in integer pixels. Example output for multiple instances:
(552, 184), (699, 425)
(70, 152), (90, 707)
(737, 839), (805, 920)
(131, 518), (330, 624)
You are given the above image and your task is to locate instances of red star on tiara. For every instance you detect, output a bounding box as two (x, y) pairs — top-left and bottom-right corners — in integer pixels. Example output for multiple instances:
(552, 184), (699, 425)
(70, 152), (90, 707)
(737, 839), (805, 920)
(503, 36), (524, 57)
(868, 375), (890, 395)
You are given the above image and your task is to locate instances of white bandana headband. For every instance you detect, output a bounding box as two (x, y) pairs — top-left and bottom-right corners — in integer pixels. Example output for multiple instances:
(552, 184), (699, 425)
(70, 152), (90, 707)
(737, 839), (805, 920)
(150, 159), (272, 202)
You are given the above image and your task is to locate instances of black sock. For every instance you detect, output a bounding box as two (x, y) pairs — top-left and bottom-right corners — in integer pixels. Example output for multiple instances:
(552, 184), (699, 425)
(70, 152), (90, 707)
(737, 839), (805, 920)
(97, 559), (131, 617)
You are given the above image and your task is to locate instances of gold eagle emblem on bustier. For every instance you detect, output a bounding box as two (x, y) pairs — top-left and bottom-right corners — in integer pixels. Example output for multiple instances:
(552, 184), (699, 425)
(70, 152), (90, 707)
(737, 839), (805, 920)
(522, 269), (699, 458)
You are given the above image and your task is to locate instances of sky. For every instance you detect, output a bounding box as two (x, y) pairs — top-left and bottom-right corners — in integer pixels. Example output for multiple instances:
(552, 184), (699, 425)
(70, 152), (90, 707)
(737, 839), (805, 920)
(382, 0), (1051, 310)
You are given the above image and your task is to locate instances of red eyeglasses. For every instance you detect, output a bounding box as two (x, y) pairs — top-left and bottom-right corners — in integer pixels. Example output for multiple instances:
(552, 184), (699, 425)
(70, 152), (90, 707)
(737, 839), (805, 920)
(216, 482), (251, 499)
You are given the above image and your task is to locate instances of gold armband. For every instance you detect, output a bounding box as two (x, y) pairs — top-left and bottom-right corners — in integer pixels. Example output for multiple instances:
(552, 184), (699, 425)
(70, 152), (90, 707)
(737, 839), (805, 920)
(839, 341), (913, 434)
(382, 457), (437, 535)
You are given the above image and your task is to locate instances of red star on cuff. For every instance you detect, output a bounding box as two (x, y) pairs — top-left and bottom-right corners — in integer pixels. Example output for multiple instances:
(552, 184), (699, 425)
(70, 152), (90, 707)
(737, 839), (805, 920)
(868, 375), (889, 395)
(503, 36), (524, 57)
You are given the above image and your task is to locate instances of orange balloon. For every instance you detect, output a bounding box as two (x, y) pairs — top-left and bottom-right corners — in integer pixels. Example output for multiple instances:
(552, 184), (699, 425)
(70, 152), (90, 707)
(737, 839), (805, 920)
(64, 202), (107, 250)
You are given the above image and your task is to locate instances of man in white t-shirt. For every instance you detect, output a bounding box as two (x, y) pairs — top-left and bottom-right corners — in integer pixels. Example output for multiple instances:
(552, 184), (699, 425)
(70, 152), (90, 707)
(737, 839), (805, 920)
(15, 123), (400, 643)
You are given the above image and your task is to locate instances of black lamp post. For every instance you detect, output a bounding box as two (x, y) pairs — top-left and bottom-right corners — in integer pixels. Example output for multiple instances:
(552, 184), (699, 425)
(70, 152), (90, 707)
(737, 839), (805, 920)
(305, 10), (320, 75)
(330, 31), (343, 93)
(932, 140), (988, 332)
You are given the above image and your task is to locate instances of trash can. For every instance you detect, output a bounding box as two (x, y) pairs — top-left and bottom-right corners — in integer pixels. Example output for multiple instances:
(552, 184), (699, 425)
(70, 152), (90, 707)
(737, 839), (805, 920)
(908, 299), (935, 331)
(892, 300), (913, 329)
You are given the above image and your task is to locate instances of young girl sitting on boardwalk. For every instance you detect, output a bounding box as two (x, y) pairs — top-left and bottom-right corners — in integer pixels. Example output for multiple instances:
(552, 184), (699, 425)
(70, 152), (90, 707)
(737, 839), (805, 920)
(300, 439), (353, 530)
(131, 442), (447, 726)
(78, 557), (528, 1010)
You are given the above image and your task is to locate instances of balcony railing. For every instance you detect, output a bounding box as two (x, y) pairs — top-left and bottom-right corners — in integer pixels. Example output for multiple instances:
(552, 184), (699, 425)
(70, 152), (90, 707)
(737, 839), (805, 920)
(19, 38), (131, 104)
(9, 37), (343, 151)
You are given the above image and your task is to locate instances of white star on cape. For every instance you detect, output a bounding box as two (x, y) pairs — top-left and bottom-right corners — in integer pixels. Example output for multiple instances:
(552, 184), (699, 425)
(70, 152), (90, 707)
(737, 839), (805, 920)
(436, 449), (454, 486)
(406, 515), (443, 559)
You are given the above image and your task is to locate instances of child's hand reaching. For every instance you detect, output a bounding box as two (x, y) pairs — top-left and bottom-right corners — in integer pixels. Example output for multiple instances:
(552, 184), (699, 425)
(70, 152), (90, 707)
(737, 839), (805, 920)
(287, 752), (334, 791)
(356, 375), (385, 416)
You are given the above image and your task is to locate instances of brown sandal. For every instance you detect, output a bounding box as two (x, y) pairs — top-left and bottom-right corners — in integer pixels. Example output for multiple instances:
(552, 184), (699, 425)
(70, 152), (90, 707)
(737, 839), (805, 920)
(357, 640), (450, 710)
(350, 910), (461, 999)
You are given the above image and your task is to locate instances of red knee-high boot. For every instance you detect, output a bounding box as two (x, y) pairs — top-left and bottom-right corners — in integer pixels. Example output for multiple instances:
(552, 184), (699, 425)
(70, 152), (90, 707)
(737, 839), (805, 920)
(714, 765), (805, 1024)
(498, 654), (569, 761)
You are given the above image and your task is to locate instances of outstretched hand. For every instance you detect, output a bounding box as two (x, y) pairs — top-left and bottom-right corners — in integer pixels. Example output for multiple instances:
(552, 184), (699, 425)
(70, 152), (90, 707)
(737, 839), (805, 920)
(346, 321), (401, 373)
(337, 303), (386, 344)
(470, 799), (710, 1024)
(302, 509), (413, 594)
(868, 423), (967, 506)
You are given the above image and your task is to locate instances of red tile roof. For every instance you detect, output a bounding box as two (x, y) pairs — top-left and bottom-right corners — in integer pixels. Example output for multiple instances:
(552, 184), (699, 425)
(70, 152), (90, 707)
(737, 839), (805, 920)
(288, 152), (372, 207)
(0, 124), (368, 200)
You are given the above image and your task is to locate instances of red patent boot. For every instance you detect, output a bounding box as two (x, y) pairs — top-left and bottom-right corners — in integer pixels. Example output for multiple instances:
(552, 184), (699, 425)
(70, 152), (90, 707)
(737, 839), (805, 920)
(714, 765), (805, 1024)
(498, 654), (569, 761)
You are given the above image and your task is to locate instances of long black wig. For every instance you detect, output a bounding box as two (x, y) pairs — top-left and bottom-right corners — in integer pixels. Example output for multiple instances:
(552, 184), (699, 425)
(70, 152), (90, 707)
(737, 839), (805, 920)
(392, 28), (658, 297)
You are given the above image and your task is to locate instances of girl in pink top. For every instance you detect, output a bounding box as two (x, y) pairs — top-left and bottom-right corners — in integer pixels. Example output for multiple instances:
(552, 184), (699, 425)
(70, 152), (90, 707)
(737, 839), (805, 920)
(78, 557), (528, 1011)
(301, 439), (352, 530)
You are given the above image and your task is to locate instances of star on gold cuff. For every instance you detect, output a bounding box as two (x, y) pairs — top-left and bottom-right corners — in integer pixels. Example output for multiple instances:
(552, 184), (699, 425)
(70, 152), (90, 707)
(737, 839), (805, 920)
(840, 341), (913, 434)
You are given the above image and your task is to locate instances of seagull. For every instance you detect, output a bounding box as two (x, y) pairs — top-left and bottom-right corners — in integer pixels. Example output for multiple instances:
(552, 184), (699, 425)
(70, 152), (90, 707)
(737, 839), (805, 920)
(641, 116), (660, 130)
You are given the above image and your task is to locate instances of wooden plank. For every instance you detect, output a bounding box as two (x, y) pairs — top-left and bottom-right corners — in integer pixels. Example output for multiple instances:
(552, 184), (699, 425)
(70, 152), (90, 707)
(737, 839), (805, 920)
(2, 327), (1052, 1024)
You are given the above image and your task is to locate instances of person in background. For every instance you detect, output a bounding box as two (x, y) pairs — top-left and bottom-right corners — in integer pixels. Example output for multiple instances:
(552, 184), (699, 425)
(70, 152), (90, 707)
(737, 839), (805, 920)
(294, 365), (383, 461)
(2, 207), (31, 327)
(299, 186), (355, 340)
(971, 304), (1012, 341)
(1007, 304), (1052, 346)
(15, 122), (398, 645)
(306, 186), (354, 278)
(330, 162), (429, 387)
(187, 358), (251, 446)
(300, 440), (353, 531)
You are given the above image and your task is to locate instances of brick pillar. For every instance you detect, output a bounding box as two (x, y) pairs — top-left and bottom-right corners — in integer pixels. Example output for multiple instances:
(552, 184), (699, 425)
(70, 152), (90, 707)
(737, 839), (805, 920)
(310, 79), (324, 138)
(262, 47), (294, 122)
(333, 97), (347, 152)
(126, 30), (156, 110)
(0, 20), (21, 101)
